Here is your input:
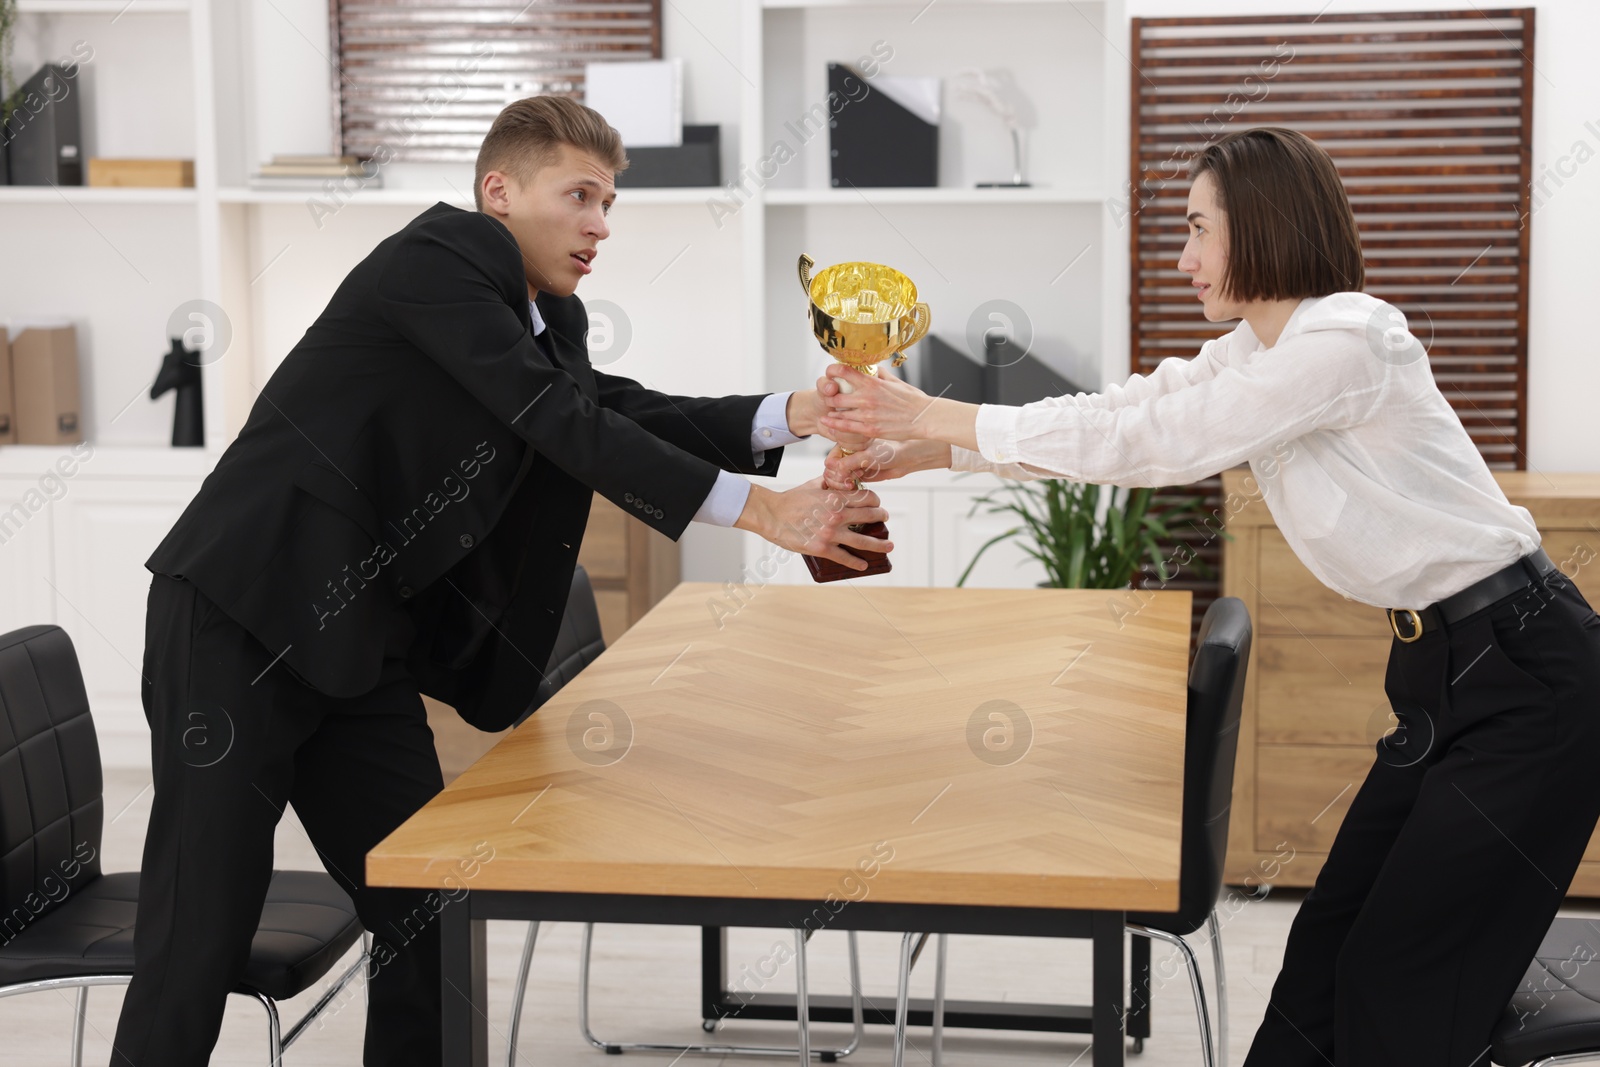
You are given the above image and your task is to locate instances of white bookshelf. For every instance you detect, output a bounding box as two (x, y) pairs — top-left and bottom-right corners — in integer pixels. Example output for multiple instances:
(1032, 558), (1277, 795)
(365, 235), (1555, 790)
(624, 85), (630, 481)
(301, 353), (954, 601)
(764, 187), (1105, 205)
(216, 185), (728, 206)
(734, 0), (1126, 588)
(17, 0), (191, 12)
(0, 185), (198, 203)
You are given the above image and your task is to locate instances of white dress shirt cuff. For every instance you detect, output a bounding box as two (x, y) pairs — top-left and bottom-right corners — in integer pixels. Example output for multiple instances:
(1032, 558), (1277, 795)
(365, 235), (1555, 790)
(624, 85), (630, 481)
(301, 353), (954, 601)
(974, 403), (1024, 465)
(694, 470), (752, 527)
(751, 391), (807, 469)
(950, 445), (992, 473)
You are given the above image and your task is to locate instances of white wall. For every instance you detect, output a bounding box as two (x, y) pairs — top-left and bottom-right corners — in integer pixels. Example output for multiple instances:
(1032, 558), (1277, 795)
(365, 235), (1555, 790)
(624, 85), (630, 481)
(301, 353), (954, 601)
(1110, 0), (1600, 474)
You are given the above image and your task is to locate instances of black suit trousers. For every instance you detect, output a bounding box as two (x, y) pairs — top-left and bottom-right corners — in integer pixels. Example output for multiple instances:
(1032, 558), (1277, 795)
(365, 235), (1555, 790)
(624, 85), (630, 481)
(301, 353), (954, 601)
(1243, 563), (1600, 1066)
(109, 574), (446, 1067)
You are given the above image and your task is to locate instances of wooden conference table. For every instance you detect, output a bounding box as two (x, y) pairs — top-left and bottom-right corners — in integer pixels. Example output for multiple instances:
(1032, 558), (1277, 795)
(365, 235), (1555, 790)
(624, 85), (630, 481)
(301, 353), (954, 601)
(368, 582), (1193, 1067)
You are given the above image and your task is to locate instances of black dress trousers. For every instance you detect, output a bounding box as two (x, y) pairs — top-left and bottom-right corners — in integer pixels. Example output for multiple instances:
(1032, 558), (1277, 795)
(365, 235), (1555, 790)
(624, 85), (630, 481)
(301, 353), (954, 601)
(109, 573), (446, 1066)
(1243, 561), (1600, 1066)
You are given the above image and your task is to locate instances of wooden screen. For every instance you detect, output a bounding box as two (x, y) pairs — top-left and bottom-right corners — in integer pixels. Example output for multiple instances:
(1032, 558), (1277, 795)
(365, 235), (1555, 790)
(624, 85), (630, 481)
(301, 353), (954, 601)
(1127, 8), (1536, 631)
(329, 0), (662, 163)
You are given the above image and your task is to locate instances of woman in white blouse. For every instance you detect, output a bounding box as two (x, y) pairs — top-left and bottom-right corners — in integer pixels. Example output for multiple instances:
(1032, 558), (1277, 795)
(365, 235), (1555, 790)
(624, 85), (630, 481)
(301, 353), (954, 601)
(818, 127), (1600, 1065)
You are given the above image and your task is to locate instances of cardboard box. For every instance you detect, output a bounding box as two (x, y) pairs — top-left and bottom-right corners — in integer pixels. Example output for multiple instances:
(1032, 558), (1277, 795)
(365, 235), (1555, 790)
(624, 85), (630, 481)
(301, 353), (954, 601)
(10, 324), (82, 445)
(87, 158), (196, 188)
(0, 333), (15, 444)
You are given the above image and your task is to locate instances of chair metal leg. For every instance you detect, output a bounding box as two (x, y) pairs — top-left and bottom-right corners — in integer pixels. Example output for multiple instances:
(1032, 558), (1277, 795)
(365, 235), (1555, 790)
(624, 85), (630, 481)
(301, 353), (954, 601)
(279, 945), (371, 1052)
(795, 929), (811, 1066)
(1127, 924), (1216, 1067)
(932, 934), (947, 1067)
(1530, 1056), (1600, 1066)
(577, 922), (865, 1059)
(892, 932), (931, 1067)
(71, 985), (87, 1067)
(4, 969), (358, 1067)
(893, 932), (915, 1067)
(845, 929), (865, 1050)
(1207, 910), (1228, 1067)
(506, 921), (540, 1066)
(247, 989), (285, 1067)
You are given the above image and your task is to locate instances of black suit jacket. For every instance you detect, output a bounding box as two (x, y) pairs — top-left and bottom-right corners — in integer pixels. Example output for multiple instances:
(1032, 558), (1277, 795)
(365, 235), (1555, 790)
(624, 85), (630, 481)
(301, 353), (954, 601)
(147, 201), (783, 730)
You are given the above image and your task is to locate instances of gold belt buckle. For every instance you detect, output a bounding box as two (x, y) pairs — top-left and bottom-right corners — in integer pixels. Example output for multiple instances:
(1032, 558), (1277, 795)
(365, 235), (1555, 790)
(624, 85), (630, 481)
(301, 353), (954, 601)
(1389, 608), (1424, 643)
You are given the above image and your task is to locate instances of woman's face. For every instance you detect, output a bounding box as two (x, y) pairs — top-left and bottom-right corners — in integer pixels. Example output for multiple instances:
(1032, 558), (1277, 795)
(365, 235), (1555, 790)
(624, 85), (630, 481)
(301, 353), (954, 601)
(1178, 172), (1241, 322)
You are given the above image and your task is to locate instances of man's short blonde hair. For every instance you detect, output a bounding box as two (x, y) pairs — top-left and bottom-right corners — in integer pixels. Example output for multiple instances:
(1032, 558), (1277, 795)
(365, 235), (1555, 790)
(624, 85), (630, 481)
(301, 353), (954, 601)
(474, 95), (629, 211)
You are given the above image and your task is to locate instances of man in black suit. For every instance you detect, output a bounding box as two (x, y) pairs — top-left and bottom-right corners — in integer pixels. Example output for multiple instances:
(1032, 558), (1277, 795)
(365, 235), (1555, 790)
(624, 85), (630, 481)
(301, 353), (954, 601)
(109, 95), (887, 1066)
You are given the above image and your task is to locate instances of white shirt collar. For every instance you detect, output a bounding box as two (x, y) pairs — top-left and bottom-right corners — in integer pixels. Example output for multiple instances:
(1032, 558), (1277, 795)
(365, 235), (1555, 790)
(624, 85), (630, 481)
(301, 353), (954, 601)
(528, 298), (547, 336)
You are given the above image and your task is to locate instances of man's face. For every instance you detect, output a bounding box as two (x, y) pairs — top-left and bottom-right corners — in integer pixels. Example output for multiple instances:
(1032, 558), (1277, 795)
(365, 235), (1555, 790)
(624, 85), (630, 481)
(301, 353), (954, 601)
(479, 142), (614, 299)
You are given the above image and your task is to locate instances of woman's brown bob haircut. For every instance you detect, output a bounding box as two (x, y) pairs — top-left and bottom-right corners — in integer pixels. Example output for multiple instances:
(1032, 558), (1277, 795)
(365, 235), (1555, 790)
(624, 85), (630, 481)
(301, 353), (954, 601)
(474, 95), (629, 211)
(1189, 127), (1364, 301)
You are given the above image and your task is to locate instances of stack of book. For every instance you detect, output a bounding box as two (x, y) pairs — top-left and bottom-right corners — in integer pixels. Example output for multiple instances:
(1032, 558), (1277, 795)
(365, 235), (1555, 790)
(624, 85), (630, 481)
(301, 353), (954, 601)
(248, 154), (381, 191)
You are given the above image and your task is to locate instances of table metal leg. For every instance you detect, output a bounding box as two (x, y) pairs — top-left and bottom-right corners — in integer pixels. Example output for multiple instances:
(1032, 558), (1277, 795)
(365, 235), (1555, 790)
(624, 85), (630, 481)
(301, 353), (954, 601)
(442, 900), (489, 1067)
(701, 926), (726, 1028)
(1092, 911), (1125, 1067)
(1129, 932), (1152, 1045)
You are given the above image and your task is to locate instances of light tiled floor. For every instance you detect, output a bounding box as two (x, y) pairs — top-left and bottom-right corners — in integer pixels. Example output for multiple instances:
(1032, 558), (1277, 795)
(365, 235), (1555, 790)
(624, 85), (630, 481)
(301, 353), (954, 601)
(3, 769), (1586, 1066)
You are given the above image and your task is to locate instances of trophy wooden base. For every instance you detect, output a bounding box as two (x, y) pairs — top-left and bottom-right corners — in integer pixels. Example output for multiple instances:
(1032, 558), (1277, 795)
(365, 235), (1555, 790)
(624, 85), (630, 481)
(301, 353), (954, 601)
(803, 522), (892, 583)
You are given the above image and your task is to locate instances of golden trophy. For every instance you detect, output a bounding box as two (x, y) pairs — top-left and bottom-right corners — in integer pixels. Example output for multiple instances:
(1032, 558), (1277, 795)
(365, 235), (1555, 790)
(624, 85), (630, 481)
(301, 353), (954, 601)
(798, 253), (931, 582)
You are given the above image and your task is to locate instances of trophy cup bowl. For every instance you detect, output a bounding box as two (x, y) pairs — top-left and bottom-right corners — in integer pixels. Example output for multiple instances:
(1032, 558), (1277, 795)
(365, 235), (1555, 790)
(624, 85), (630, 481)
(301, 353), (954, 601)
(798, 253), (931, 583)
(799, 254), (931, 387)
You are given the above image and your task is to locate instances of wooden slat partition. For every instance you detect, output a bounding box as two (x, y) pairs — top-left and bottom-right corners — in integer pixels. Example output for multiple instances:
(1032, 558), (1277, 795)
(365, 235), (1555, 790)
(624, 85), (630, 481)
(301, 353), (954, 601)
(1127, 8), (1535, 636)
(328, 0), (662, 163)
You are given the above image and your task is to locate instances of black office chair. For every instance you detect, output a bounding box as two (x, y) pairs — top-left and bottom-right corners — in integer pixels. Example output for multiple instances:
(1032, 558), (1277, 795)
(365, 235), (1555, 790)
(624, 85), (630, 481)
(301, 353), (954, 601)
(502, 566), (866, 1065)
(885, 596), (1252, 1067)
(1491, 916), (1600, 1066)
(0, 623), (368, 1066)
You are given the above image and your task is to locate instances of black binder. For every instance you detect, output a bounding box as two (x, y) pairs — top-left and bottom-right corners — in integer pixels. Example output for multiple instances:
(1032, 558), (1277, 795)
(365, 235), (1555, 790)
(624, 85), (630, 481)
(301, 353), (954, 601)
(985, 331), (1085, 406)
(4, 65), (83, 186)
(828, 63), (937, 188)
(916, 332), (1084, 407)
(615, 125), (721, 188)
(918, 334), (985, 404)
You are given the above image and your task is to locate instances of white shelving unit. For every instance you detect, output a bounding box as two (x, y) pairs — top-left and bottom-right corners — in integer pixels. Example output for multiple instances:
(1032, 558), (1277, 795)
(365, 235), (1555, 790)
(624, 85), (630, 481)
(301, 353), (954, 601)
(734, 0), (1127, 589)
(1, 0), (223, 765)
(1, 0), (1131, 763)
(0, 185), (198, 203)
(17, 0), (192, 12)
(763, 187), (1104, 205)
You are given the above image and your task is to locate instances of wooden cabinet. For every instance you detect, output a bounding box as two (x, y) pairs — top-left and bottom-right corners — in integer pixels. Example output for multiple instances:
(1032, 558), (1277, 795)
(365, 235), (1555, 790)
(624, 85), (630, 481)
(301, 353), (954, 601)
(1221, 468), (1600, 893)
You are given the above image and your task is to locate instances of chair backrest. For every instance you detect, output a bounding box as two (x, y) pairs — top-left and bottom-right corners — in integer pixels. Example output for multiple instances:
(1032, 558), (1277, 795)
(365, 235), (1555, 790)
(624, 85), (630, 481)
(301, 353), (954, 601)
(0, 624), (104, 940)
(514, 565), (607, 729)
(1149, 596), (1252, 934)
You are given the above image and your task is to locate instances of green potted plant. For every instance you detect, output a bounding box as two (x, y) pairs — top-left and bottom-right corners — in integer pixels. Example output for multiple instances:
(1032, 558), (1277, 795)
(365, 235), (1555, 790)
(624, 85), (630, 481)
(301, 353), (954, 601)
(0, 0), (16, 184)
(957, 479), (1227, 590)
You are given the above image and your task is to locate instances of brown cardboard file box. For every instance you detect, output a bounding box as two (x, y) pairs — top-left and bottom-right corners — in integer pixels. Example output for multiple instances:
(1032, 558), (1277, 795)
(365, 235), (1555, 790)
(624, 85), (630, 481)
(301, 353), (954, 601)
(0, 333), (14, 445)
(87, 158), (195, 188)
(11, 325), (83, 444)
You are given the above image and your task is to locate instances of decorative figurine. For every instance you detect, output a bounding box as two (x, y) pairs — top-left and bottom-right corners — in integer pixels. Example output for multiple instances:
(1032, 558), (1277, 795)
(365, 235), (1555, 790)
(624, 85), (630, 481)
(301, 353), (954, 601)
(151, 336), (204, 447)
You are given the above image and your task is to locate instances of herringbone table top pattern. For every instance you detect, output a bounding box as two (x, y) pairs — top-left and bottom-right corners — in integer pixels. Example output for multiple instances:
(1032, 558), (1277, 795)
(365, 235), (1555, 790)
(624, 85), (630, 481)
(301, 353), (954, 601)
(369, 583), (1193, 913)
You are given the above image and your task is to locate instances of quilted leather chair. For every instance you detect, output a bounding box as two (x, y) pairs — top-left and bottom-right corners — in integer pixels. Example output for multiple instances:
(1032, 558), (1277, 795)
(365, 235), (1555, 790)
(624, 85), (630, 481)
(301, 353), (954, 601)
(1492, 916), (1600, 1066)
(0, 623), (368, 1064)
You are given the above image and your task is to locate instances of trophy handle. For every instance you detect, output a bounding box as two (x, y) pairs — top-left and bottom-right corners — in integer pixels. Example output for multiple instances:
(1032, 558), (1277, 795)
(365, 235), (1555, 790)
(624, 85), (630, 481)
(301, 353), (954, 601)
(894, 302), (931, 366)
(798, 253), (815, 297)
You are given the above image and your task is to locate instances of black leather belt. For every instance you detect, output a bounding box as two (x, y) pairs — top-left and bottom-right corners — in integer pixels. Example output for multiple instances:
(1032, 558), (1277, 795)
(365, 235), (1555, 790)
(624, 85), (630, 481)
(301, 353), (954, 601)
(1387, 548), (1558, 643)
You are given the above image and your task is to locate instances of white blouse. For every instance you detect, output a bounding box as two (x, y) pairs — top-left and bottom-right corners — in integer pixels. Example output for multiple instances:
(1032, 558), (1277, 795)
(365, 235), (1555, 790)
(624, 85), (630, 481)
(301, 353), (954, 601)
(951, 291), (1540, 610)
